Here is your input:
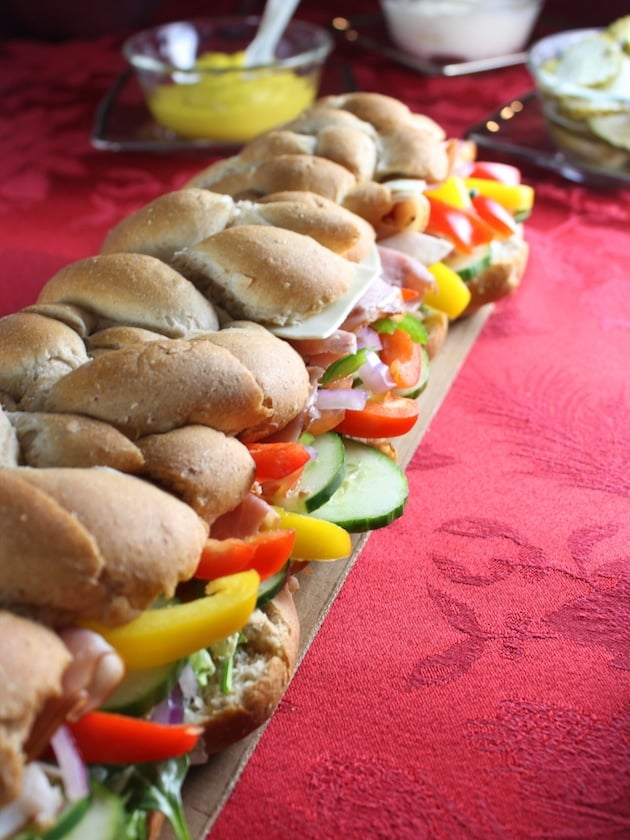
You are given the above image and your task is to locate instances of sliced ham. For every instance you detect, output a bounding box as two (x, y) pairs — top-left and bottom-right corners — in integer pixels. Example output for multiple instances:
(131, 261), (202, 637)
(25, 629), (125, 763)
(210, 492), (277, 540)
(340, 274), (406, 332)
(57, 629), (125, 721)
(289, 330), (357, 364)
(377, 244), (436, 295)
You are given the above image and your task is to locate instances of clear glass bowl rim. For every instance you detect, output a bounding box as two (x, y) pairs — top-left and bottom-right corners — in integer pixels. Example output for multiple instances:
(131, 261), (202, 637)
(122, 15), (334, 75)
(528, 27), (630, 106)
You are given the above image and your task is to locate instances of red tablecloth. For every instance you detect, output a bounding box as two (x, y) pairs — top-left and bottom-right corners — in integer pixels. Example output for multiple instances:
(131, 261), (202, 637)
(1, 1), (629, 838)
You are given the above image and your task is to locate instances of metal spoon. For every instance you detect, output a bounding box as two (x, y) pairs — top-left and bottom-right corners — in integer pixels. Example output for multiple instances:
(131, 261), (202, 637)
(243, 0), (302, 67)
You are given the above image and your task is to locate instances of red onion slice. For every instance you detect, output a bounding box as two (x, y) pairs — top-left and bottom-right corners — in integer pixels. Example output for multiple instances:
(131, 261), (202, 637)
(358, 351), (396, 394)
(315, 388), (368, 411)
(355, 325), (383, 350)
(50, 726), (89, 802)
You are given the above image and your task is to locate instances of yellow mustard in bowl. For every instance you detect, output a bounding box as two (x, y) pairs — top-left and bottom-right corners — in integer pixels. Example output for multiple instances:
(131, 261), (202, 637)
(147, 50), (317, 142)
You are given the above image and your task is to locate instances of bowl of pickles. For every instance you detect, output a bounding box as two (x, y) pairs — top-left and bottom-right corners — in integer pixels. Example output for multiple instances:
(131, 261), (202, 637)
(528, 16), (630, 174)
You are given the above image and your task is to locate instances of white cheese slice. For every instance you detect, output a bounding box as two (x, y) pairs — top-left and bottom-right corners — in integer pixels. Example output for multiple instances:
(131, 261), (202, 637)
(270, 246), (381, 340)
(383, 178), (428, 200)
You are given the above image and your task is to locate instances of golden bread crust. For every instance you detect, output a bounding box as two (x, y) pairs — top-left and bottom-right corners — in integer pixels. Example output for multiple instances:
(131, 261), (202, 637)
(194, 580), (300, 754)
(9, 411), (145, 471)
(37, 253), (220, 338)
(86, 325), (165, 355)
(43, 338), (270, 440)
(201, 321), (311, 441)
(250, 154), (357, 202)
(101, 189), (235, 265)
(172, 225), (355, 328)
(0, 467), (208, 626)
(463, 236), (530, 315)
(232, 194), (375, 262)
(0, 312), (89, 410)
(137, 425), (255, 525)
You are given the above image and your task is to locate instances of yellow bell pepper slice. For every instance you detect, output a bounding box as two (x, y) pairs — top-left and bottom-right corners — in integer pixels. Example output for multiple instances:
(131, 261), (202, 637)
(273, 506), (352, 561)
(85, 570), (259, 670)
(425, 175), (472, 209)
(464, 178), (534, 217)
(424, 262), (472, 319)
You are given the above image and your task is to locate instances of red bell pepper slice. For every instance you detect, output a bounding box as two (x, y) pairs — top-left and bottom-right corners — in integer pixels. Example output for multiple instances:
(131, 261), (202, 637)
(333, 394), (420, 438)
(195, 529), (295, 582)
(379, 329), (422, 390)
(246, 441), (312, 483)
(460, 160), (522, 185)
(67, 712), (202, 764)
(471, 194), (519, 238)
(426, 196), (495, 255)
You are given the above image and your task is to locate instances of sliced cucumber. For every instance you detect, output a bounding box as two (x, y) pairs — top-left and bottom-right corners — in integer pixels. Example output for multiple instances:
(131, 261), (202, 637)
(280, 432), (346, 513)
(34, 798), (91, 839)
(102, 659), (183, 717)
(60, 784), (123, 840)
(30, 786), (124, 840)
(256, 563), (289, 607)
(313, 438), (408, 531)
(445, 245), (491, 282)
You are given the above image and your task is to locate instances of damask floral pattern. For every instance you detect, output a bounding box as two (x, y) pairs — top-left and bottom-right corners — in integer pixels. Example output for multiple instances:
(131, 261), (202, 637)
(1, 1), (628, 838)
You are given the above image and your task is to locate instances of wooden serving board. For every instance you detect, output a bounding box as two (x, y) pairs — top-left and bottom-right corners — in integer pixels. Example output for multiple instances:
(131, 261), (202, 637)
(161, 306), (492, 840)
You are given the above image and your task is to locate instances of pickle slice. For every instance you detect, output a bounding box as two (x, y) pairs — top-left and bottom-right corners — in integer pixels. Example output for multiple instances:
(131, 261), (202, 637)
(607, 15), (630, 54)
(588, 113), (630, 151)
(552, 33), (623, 88)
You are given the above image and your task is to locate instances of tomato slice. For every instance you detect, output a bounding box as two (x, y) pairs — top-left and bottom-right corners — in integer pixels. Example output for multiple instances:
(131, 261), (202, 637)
(246, 441), (311, 482)
(379, 329), (422, 390)
(195, 529), (295, 581)
(471, 194), (519, 238)
(333, 394), (420, 438)
(426, 196), (495, 255)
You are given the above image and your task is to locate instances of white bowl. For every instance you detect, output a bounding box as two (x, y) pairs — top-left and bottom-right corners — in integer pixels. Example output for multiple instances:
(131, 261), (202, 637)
(380, 0), (544, 62)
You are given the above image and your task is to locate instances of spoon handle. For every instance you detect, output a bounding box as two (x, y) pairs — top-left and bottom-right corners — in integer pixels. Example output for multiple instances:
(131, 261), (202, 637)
(244, 0), (302, 66)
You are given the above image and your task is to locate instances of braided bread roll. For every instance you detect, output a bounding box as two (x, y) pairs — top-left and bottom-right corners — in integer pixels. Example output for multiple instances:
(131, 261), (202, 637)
(36, 252), (220, 338)
(184, 92), (450, 237)
(0, 240), (313, 525)
(0, 466), (208, 627)
(102, 187), (375, 265)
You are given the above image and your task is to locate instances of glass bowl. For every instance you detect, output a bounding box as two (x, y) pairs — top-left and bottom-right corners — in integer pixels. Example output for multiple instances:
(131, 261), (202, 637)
(379, 0), (544, 62)
(527, 23), (630, 174)
(122, 16), (334, 143)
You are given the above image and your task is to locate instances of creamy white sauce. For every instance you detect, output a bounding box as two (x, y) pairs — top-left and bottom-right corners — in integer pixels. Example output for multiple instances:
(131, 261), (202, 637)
(381, 0), (543, 61)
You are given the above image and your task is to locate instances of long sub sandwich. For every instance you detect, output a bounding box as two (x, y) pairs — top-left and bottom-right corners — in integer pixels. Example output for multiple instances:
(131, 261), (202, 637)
(0, 91), (534, 839)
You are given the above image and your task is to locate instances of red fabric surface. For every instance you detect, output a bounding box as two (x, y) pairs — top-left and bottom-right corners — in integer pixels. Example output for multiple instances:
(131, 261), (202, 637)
(1, 1), (629, 838)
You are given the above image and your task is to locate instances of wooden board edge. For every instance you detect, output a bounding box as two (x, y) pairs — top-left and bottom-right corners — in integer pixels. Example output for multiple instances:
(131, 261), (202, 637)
(160, 307), (492, 839)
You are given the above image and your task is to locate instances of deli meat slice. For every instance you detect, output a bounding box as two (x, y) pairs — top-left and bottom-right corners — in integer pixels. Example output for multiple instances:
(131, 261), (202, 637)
(377, 244), (436, 294)
(340, 274), (407, 333)
(289, 330), (358, 364)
